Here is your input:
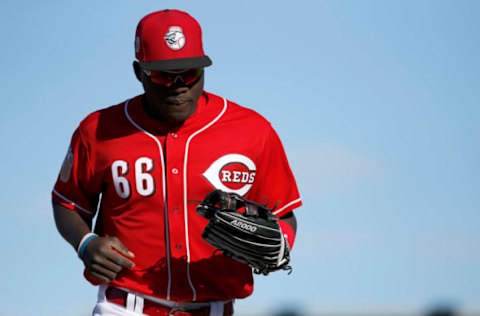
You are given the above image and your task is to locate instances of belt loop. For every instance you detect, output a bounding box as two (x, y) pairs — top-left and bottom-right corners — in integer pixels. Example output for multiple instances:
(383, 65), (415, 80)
(126, 292), (135, 311)
(134, 295), (144, 314)
(209, 302), (223, 316)
(98, 285), (108, 303)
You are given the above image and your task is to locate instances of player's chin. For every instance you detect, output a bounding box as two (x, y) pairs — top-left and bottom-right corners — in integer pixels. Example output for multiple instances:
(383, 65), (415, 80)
(163, 102), (196, 122)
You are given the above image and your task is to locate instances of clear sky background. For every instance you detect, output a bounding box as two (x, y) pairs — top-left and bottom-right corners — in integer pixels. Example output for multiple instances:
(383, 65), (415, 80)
(0, 1), (479, 315)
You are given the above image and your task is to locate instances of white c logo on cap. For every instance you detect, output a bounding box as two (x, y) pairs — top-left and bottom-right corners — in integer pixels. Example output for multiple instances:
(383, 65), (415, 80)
(164, 26), (186, 50)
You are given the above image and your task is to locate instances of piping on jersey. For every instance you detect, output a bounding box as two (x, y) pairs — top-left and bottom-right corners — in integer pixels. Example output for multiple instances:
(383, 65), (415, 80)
(182, 97), (228, 301)
(273, 197), (302, 216)
(123, 99), (173, 300)
(53, 189), (94, 215)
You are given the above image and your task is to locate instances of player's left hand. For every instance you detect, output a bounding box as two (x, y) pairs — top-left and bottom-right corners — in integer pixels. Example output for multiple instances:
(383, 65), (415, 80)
(196, 189), (291, 275)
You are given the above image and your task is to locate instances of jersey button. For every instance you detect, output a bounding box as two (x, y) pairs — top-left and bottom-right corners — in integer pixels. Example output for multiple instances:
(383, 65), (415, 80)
(172, 168), (179, 174)
(175, 244), (183, 250)
(171, 133), (178, 138)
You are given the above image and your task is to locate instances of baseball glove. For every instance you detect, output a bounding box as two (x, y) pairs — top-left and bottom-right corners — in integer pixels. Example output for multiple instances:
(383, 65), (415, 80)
(196, 189), (291, 275)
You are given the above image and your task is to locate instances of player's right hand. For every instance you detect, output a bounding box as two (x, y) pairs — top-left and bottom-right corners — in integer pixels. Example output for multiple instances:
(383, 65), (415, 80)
(81, 236), (136, 284)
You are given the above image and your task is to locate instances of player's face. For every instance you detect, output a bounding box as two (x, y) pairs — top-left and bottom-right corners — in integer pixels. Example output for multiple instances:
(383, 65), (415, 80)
(138, 65), (205, 126)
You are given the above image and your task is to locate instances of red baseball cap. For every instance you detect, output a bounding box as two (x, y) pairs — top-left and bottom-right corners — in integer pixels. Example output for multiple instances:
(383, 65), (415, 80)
(135, 9), (212, 71)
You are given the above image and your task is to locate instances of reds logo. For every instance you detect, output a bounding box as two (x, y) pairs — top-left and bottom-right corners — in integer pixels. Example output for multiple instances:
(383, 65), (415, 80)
(203, 154), (256, 196)
(164, 26), (186, 50)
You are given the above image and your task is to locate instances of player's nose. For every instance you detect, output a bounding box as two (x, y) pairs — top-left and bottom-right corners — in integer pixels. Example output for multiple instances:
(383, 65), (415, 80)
(170, 85), (189, 94)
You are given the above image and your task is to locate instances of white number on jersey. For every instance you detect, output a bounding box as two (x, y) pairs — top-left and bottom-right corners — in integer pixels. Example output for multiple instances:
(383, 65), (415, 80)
(111, 160), (131, 199)
(135, 157), (155, 196)
(111, 157), (155, 198)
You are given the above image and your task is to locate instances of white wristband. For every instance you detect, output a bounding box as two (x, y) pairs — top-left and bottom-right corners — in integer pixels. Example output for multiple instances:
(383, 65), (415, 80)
(77, 232), (98, 258)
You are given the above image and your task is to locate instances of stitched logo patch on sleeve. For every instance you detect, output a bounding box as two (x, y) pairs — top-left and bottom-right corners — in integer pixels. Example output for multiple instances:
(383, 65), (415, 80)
(59, 147), (73, 183)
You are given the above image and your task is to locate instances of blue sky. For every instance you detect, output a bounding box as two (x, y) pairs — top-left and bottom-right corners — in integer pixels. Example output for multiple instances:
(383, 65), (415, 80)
(0, 1), (479, 315)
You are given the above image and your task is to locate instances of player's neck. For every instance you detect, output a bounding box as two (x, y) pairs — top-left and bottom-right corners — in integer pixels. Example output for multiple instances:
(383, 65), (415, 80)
(141, 96), (185, 132)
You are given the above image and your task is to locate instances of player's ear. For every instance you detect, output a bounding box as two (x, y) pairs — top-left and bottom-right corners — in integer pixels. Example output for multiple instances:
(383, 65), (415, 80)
(133, 61), (142, 82)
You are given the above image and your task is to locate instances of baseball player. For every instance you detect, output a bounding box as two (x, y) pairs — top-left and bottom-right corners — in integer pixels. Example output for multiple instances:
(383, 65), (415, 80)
(52, 9), (302, 316)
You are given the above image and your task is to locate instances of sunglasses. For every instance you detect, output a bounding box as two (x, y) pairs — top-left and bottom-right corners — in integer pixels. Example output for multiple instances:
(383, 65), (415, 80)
(143, 68), (203, 88)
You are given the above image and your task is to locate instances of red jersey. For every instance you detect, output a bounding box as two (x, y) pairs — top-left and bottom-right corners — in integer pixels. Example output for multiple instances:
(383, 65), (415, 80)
(52, 91), (302, 302)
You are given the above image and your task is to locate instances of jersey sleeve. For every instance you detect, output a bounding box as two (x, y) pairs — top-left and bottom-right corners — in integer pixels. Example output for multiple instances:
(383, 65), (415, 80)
(249, 125), (302, 218)
(52, 127), (100, 218)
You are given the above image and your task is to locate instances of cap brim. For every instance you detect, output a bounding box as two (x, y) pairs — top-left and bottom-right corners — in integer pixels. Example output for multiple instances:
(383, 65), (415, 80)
(139, 56), (212, 71)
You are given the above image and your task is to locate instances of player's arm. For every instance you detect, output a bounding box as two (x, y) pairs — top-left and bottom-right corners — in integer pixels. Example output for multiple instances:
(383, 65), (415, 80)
(53, 199), (92, 249)
(279, 211), (297, 248)
(52, 200), (135, 283)
(280, 211), (297, 232)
